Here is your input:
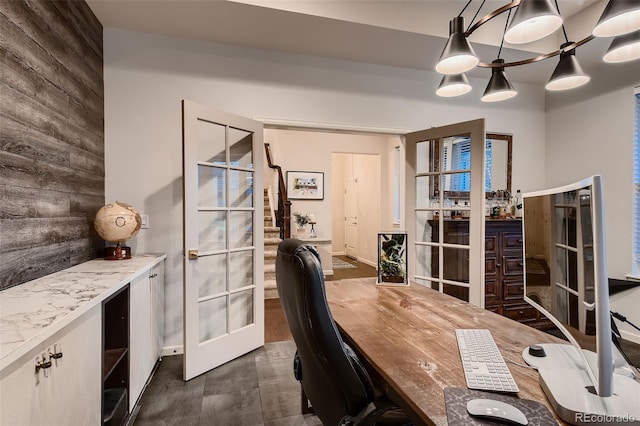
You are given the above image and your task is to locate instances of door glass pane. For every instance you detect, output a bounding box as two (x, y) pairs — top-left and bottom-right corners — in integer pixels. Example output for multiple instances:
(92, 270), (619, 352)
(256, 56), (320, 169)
(229, 128), (253, 168)
(199, 296), (227, 342)
(416, 176), (440, 208)
(196, 119), (226, 163)
(442, 136), (471, 172)
(415, 244), (435, 279)
(442, 172), (472, 193)
(229, 170), (254, 208)
(443, 222), (469, 245)
(443, 246), (470, 283)
(415, 211), (435, 243)
(443, 284), (469, 302)
(230, 211), (253, 249)
(414, 277), (439, 291)
(230, 289), (254, 331)
(194, 254), (227, 298)
(199, 165), (225, 207)
(199, 211), (226, 252)
(416, 140), (439, 174)
(229, 250), (253, 291)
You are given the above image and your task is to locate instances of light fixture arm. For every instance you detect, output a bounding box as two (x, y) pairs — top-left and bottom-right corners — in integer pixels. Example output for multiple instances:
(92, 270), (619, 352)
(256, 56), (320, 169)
(477, 35), (594, 68)
(465, 0), (520, 37)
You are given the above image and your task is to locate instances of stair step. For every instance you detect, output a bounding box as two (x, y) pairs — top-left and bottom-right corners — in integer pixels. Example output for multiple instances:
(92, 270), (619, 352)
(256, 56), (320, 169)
(264, 279), (278, 299)
(265, 250), (277, 259)
(265, 237), (281, 246)
(265, 226), (280, 232)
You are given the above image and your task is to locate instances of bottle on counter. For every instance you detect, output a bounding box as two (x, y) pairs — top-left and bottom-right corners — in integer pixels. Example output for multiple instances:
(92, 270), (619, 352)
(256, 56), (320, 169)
(514, 189), (523, 218)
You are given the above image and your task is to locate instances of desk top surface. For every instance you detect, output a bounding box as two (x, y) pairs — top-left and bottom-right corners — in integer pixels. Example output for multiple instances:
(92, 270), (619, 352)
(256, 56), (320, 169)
(325, 278), (564, 426)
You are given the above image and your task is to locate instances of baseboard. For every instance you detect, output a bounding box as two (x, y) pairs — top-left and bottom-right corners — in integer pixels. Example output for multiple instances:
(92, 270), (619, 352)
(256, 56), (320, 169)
(332, 251), (345, 256)
(357, 257), (377, 269)
(162, 345), (184, 356)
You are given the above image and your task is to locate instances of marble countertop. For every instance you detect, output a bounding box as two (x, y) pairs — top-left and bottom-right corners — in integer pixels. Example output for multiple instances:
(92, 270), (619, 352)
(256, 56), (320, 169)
(0, 254), (165, 370)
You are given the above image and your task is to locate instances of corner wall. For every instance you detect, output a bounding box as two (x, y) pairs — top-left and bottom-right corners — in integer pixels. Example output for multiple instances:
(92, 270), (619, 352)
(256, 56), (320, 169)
(0, 0), (104, 290)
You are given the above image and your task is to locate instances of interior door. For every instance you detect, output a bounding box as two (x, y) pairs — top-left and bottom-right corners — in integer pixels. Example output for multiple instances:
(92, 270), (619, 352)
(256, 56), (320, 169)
(182, 100), (264, 380)
(345, 177), (358, 259)
(405, 119), (485, 307)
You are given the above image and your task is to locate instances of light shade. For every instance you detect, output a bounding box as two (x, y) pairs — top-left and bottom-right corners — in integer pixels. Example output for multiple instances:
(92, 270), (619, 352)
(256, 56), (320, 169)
(435, 17), (479, 75)
(504, 0), (563, 44)
(481, 59), (517, 102)
(545, 43), (590, 91)
(603, 29), (640, 63)
(592, 0), (640, 37)
(436, 73), (472, 97)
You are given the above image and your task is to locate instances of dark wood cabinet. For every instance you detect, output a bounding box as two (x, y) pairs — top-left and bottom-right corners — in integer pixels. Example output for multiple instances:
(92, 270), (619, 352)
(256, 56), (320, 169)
(433, 219), (552, 329)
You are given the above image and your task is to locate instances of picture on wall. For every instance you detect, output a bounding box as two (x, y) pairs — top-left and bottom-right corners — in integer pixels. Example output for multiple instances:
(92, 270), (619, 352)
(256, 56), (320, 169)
(287, 171), (324, 200)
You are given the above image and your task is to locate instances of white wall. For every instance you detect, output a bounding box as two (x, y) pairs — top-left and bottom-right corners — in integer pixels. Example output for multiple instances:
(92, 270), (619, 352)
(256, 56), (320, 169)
(546, 86), (639, 343)
(104, 28), (547, 350)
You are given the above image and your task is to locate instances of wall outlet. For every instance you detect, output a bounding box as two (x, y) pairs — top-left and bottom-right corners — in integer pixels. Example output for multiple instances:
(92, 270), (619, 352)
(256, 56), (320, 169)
(141, 214), (149, 229)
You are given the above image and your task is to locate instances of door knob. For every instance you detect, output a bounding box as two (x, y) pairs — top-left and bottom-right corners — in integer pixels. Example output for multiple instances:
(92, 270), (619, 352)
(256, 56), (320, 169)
(188, 249), (199, 260)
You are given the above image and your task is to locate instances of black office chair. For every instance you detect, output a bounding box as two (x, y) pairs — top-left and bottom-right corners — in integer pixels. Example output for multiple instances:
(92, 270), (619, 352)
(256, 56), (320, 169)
(276, 239), (413, 426)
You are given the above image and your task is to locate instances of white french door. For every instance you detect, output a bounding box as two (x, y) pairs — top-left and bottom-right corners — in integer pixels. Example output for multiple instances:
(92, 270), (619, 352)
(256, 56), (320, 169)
(344, 177), (358, 259)
(405, 119), (486, 307)
(182, 100), (264, 380)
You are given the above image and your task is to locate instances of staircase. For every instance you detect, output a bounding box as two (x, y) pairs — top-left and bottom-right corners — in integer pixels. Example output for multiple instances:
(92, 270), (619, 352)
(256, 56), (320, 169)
(264, 188), (281, 299)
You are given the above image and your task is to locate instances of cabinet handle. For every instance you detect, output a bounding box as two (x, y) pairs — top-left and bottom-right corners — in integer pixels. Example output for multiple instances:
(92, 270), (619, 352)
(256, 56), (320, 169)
(35, 357), (52, 374)
(49, 347), (63, 360)
(149, 273), (158, 278)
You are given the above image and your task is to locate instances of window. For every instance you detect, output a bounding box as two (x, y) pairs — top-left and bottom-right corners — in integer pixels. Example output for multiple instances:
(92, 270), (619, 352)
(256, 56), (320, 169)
(633, 88), (640, 274)
(393, 146), (401, 225)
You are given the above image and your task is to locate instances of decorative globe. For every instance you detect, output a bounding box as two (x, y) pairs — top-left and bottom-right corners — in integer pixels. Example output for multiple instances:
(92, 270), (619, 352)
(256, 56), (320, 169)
(94, 201), (142, 243)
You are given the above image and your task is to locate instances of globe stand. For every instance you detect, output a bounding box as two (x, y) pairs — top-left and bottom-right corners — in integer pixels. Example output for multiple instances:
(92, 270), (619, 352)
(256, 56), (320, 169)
(104, 242), (131, 260)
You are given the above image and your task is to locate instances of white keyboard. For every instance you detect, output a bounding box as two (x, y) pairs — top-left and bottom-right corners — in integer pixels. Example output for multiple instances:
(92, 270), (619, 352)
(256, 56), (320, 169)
(455, 328), (519, 393)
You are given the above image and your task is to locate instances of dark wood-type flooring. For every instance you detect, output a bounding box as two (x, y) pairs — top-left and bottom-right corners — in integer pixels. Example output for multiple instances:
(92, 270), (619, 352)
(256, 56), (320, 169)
(133, 257), (640, 425)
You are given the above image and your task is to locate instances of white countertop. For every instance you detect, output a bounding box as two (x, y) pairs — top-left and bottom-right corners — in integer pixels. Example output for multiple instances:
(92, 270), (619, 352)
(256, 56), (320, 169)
(0, 254), (165, 369)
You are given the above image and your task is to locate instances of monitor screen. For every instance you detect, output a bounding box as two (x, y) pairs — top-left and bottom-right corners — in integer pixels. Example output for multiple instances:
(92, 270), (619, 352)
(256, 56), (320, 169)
(522, 175), (613, 396)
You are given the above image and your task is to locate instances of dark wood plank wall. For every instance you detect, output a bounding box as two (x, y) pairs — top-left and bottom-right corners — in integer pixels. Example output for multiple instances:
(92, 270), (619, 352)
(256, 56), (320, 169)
(0, 0), (104, 290)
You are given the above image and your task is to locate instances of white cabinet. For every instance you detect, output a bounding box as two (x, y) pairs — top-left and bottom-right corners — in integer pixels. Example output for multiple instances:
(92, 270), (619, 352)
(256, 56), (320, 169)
(129, 263), (165, 408)
(0, 305), (102, 426)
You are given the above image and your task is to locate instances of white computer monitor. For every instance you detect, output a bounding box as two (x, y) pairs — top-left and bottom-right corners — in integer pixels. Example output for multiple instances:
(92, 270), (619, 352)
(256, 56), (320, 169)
(521, 175), (639, 425)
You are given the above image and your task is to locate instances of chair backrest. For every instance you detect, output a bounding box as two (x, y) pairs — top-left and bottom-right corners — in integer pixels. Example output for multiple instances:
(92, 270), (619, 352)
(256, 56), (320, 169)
(276, 239), (373, 425)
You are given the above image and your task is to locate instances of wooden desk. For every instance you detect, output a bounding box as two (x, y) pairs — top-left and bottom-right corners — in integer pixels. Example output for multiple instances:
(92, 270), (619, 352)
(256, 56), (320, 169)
(325, 278), (565, 426)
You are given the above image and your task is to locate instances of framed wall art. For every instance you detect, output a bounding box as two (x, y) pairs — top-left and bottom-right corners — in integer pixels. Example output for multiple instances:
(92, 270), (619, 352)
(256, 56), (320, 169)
(287, 171), (324, 200)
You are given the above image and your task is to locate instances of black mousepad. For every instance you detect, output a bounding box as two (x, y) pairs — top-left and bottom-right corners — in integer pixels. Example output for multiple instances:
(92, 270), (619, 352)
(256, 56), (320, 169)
(444, 387), (559, 426)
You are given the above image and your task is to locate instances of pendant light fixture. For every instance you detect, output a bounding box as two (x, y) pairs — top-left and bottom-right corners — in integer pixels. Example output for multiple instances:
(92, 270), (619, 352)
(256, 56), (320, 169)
(603, 29), (640, 63)
(433, 0), (640, 101)
(435, 16), (479, 75)
(481, 59), (517, 102)
(546, 42), (590, 91)
(504, 0), (563, 44)
(592, 0), (640, 37)
(436, 73), (472, 97)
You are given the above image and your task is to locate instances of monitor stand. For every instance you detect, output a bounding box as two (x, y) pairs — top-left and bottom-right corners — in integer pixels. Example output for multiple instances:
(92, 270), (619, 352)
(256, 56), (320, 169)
(522, 344), (640, 426)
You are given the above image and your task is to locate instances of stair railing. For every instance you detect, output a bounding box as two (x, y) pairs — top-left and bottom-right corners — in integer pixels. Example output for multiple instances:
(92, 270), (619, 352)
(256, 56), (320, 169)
(264, 143), (291, 239)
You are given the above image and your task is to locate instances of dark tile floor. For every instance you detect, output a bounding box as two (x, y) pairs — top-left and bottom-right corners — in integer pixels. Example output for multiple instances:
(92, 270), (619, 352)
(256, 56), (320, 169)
(132, 341), (322, 426)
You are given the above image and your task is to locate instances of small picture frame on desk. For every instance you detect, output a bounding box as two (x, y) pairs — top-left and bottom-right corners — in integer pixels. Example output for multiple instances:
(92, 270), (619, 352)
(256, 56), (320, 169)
(377, 232), (408, 286)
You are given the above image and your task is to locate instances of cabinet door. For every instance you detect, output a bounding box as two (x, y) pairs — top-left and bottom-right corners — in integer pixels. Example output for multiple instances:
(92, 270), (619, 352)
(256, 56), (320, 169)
(129, 273), (152, 408)
(0, 306), (102, 426)
(150, 262), (165, 361)
(41, 306), (102, 425)
(0, 343), (44, 425)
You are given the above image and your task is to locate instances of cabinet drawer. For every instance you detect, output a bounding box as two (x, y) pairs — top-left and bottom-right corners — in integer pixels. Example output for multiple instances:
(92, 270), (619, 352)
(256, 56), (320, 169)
(502, 257), (524, 276)
(502, 233), (524, 251)
(503, 279), (524, 301)
(504, 304), (538, 323)
(485, 305), (501, 315)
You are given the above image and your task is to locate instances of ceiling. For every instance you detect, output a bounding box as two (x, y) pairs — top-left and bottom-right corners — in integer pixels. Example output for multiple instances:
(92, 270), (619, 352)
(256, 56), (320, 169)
(87, 0), (619, 86)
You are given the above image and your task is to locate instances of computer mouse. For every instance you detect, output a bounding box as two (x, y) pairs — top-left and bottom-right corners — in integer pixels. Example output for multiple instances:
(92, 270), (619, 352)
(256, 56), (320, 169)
(466, 398), (528, 425)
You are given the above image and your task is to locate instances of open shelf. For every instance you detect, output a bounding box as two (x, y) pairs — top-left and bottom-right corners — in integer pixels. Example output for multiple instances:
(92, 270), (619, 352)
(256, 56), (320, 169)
(103, 348), (128, 379)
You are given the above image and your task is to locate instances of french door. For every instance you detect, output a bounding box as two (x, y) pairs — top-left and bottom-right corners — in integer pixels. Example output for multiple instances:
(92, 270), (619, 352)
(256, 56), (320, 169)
(182, 100), (264, 380)
(405, 119), (486, 307)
